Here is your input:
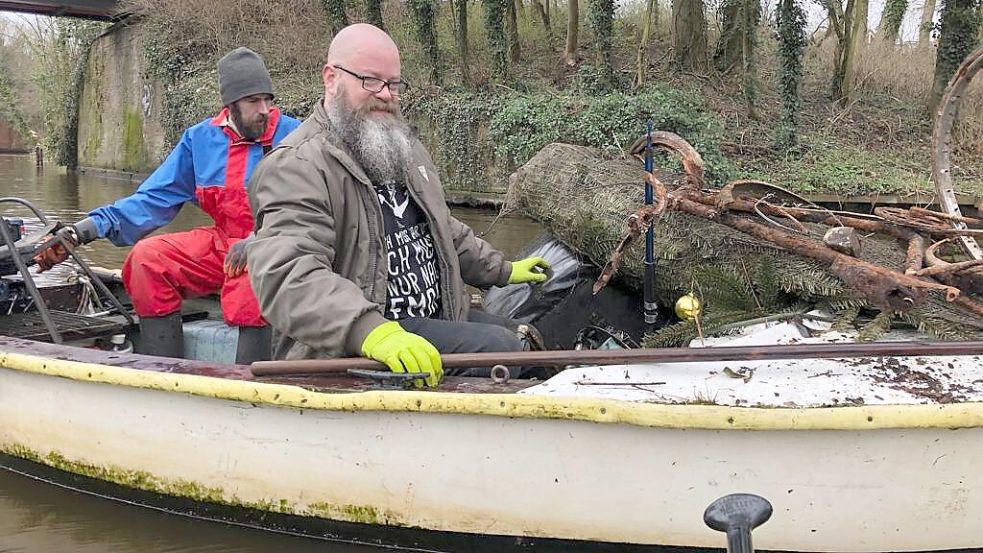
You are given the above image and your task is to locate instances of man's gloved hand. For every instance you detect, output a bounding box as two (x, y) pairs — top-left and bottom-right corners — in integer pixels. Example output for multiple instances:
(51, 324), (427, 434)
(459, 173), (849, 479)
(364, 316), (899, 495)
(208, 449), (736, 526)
(224, 235), (253, 278)
(32, 226), (79, 273)
(361, 321), (443, 388)
(508, 256), (551, 284)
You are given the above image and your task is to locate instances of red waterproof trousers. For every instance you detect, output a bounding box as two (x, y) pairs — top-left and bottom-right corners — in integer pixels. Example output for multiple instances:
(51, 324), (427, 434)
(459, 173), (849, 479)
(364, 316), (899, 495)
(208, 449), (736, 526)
(121, 114), (273, 327)
(121, 226), (262, 326)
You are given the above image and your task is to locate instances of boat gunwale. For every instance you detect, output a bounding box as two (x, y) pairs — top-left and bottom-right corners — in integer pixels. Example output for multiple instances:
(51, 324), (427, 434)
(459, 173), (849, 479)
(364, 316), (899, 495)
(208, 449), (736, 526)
(3, 341), (983, 431)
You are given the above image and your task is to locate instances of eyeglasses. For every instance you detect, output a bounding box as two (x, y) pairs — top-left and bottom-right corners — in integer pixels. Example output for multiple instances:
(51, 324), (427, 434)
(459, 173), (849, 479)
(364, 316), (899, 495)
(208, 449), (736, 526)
(333, 65), (410, 96)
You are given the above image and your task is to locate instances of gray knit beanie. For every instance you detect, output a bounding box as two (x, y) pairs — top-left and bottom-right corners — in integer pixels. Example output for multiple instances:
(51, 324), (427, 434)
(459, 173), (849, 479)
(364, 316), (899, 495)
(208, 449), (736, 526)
(217, 47), (274, 106)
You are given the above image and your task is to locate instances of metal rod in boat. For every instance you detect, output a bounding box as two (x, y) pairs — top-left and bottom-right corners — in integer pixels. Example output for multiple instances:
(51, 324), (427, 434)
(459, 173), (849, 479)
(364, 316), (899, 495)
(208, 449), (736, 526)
(704, 494), (773, 553)
(249, 340), (983, 376)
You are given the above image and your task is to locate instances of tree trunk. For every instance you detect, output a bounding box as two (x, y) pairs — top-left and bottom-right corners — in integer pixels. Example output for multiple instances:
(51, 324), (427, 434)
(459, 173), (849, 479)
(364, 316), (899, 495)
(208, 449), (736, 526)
(507, 0), (521, 62)
(776, 0), (807, 151)
(652, 0), (659, 39)
(564, 0), (579, 65)
(878, 0), (908, 44)
(920, 0), (938, 44)
(365, 0), (385, 29)
(409, 0), (442, 85)
(634, 0), (657, 88)
(817, 0), (846, 100)
(532, 0), (553, 33)
(484, 0), (510, 78)
(588, 0), (615, 87)
(739, 0), (761, 119)
(928, 0), (982, 113)
(831, 0), (866, 106)
(321, 0), (350, 34)
(533, 0), (552, 36)
(515, 0), (525, 19)
(850, 0), (869, 50)
(714, 0), (742, 72)
(839, 0), (869, 106)
(455, 0), (471, 86)
(671, 0), (707, 70)
(712, 0), (758, 115)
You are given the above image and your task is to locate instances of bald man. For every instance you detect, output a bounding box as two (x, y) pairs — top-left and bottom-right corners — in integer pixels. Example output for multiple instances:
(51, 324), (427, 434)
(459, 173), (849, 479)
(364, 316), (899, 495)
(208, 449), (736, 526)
(247, 24), (550, 387)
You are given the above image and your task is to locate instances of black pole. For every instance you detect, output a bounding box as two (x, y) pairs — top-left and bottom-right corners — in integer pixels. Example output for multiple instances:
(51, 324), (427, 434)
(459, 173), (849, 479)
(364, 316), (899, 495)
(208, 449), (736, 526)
(643, 120), (658, 329)
(704, 493), (773, 553)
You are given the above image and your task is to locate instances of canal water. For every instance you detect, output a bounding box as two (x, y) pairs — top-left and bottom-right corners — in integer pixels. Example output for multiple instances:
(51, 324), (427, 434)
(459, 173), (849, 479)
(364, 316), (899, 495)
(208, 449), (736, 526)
(0, 154), (542, 280)
(0, 153), (542, 552)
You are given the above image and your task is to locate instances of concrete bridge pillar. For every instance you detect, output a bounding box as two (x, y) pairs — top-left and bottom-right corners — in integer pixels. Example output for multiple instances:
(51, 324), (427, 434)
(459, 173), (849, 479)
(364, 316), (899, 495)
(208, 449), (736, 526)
(78, 19), (166, 174)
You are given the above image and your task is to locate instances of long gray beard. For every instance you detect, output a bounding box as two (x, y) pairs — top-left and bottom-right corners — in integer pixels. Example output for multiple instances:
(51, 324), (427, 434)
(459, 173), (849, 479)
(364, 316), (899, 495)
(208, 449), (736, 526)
(327, 99), (413, 185)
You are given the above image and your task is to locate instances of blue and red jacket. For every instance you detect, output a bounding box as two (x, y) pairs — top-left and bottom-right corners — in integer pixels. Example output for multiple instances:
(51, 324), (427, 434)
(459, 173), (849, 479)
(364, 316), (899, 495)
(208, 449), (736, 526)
(89, 107), (301, 246)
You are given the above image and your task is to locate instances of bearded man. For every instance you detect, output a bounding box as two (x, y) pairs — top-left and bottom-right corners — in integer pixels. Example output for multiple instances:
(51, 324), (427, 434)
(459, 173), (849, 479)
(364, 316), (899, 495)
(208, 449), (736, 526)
(33, 47), (301, 363)
(247, 24), (550, 387)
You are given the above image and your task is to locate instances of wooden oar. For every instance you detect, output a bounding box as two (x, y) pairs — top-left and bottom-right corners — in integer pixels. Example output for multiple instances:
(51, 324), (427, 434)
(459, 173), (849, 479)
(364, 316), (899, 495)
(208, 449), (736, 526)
(249, 340), (983, 377)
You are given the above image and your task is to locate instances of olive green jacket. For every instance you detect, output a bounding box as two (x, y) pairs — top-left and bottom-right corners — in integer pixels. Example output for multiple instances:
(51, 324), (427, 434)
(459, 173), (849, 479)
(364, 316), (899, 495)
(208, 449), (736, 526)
(247, 101), (512, 360)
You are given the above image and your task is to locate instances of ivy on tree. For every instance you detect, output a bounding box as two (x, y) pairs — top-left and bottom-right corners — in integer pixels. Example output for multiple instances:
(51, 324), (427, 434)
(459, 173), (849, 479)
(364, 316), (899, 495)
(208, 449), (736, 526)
(776, 0), (806, 152)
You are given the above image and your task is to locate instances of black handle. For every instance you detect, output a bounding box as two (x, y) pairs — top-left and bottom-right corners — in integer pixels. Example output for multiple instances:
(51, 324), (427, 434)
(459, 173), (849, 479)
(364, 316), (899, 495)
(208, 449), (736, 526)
(703, 493), (773, 553)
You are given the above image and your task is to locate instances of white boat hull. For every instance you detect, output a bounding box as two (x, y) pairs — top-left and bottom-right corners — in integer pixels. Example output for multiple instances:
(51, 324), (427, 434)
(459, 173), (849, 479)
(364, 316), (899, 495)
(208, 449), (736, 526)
(1, 347), (982, 551)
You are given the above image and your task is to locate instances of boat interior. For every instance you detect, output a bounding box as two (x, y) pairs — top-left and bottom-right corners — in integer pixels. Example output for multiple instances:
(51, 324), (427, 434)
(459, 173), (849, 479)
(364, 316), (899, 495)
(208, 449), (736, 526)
(7, 196), (981, 407)
(0, 197), (648, 395)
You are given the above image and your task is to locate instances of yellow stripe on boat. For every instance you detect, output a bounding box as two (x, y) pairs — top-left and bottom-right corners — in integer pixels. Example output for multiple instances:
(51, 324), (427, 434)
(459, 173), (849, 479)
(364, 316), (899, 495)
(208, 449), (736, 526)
(2, 348), (982, 431)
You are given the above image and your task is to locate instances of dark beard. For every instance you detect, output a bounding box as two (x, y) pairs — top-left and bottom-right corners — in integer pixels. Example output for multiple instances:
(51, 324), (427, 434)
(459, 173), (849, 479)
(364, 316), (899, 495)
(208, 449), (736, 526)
(326, 89), (413, 185)
(230, 104), (267, 141)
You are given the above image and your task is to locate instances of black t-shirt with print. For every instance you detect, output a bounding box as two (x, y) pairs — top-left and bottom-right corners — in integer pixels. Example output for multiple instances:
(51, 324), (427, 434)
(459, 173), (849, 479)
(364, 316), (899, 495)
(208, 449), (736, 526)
(374, 180), (442, 320)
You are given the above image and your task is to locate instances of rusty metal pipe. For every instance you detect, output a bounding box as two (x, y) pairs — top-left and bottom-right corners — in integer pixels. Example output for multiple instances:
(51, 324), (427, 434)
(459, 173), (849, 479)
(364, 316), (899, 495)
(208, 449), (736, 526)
(915, 258), (983, 277)
(673, 197), (959, 309)
(249, 340), (983, 377)
(905, 232), (925, 274)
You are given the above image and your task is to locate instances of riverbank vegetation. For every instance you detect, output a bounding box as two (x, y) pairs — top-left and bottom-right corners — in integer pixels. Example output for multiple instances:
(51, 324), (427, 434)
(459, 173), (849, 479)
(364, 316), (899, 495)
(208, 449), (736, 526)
(3, 0), (982, 197)
(2, 18), (106, 166)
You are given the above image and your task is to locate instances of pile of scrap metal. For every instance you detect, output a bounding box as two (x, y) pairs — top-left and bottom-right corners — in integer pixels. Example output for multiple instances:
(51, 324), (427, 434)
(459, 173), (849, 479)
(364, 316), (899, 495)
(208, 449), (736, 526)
(602, 132), (982, 314)
(503, 47), (983, 346)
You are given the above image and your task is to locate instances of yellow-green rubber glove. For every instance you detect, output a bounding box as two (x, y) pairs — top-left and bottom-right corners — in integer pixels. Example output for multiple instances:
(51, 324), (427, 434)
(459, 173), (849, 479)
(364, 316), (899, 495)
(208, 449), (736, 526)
(508, 256), (552, 284)
(360, 321), (443, 388)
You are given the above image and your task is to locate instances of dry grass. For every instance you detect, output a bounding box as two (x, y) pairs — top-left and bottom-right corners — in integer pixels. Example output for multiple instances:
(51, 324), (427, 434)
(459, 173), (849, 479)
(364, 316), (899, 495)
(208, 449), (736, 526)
(849, 40), (983, 186)
(629, 28), (983, 196)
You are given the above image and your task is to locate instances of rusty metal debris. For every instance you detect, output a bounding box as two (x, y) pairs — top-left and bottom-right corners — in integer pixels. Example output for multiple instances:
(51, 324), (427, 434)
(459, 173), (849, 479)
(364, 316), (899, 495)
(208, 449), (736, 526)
(874, 207), (983, 237)
(915, 258), (983, 278)
(924, 238), (983, 301)
(628, 131), (706, 189)
(593, 173), (669, 295)
(909, 207), (983, 228)
(905, 233), (925, 274)
(593, 131), (981, 314)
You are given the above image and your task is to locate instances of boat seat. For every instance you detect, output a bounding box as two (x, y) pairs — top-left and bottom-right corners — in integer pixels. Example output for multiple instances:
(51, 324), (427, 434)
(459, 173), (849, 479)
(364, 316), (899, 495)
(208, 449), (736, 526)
(183, 319), (239, 364)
